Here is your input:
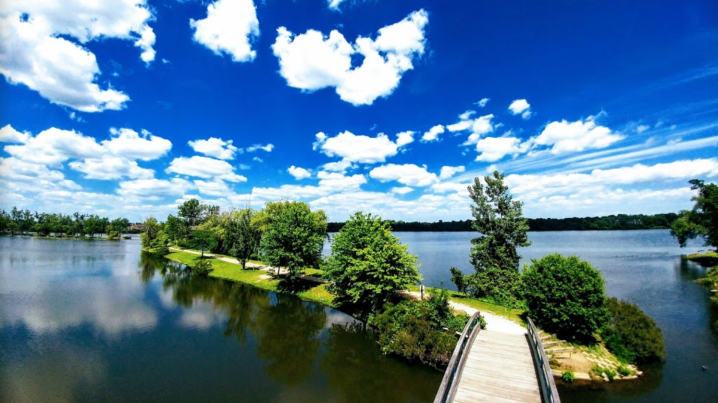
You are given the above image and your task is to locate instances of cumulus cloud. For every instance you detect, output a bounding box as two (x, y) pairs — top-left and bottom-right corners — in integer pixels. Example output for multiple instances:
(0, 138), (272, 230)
(508, 99), (532, 119)
(0, 157), (79, 191)
(190, 0), (259, 62)
(439, 165), (465, 180)
(288, 165), (311, 180)
(370, 163), (438, 187)
(422, 125), (445, 142)
(314, 131), (413, 163)
(4, 127), (104, 166)
(272, 10), (429, 105)
(476, 98), (490, 107)
(0, 124), (30, 143)
(391, 186), (414, 194)
(117, 178), (194, 199)
(166, 156), (247, 182)
(0, 1), (156, 112)
(102, 128), (171, 161)
(193, 179), (233, 197)
(246, 172), (367, 201)
(69, 157), (154, 180)
(534, 114), (624, 154)
(474, 135), (529, 162)
(246, 143), (274, 153)
(188, 137), (238, 160)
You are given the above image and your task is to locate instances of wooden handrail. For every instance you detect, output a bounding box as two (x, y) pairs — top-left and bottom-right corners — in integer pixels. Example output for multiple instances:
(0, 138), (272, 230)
(433, 311), (483, 403)
(526, 317), (561, 403)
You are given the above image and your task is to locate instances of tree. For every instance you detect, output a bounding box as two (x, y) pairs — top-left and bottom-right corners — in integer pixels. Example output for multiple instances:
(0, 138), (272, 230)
(225, 208), (263, 270)
(522, 254), (609, 342)
(671, 179), (718, 251)
(452, 171), (530, 304)
(324, 212), (420, 317)
(602, 297), (665, 364)
(141, 216), (161, 248)
(260, 201), (327, 277)
(192, 229), (217, 258)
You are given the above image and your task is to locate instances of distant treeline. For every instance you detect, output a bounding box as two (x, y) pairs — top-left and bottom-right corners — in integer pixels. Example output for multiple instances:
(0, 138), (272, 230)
(327, 213), (680, 232)
(0, 206), (135, 238)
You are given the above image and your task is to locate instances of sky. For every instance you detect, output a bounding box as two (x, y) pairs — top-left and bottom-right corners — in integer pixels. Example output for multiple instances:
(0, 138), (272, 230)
(0, 0), (717, 223)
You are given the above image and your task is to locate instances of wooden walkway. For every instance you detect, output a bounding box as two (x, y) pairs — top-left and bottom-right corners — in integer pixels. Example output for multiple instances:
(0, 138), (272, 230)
(453, 330), (541, 403)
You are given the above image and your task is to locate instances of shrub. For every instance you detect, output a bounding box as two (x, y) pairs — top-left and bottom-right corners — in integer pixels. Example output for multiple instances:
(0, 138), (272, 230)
(192, 259), (214, 277)
(604, 369), (616, 381)
(617, 365), (631, 377)
(522, 254), (608, 342)
(561, 370), (575, 383)
(602, 297), (665, 364)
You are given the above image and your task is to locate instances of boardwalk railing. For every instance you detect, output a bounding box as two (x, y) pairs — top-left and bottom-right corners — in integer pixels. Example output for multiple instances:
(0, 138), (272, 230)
(527, 317), (561, 403)
(433, 311), (483, 403)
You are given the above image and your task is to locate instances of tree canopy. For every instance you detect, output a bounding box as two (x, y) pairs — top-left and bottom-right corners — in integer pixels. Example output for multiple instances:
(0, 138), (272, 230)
(671, 179), (718, 251)
(324, 212), (420, 317)
(225, 208), (263, 269)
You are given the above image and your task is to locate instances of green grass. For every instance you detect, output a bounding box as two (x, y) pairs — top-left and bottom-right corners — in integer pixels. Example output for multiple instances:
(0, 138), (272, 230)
(684, 251), (718, 267)
(406, 285), (525, 324)
(302, 268), (324, 277)
(164, 251), (335, 307)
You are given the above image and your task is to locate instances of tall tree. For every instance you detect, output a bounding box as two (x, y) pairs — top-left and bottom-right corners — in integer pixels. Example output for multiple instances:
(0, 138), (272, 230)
(324, 212), (420, 318)
(192, 229), (217, 258)
(226, 208), (263, 270)
(452, 171), (530, 305)
(260, 201), (327, 277)
(671, 179), (718, 251)
(141, 216), (161, 248)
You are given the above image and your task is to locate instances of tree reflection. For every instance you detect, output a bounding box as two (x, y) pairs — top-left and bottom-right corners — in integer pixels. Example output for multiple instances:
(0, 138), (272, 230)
(321, 322), (441, 403)
(253, 295), (326, 386)
(138, 251), (169, 283)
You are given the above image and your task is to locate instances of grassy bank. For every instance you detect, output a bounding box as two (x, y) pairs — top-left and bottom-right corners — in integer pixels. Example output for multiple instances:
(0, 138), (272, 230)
(164, 251), (336, 307)
(685, 251), (718, 268)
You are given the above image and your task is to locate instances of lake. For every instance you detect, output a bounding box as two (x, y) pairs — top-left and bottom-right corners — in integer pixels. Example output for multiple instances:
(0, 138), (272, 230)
(2, 230), (717, 402)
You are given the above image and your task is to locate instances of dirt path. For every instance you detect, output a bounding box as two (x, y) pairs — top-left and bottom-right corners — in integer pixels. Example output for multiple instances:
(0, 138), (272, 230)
(400, 291), (526, 335)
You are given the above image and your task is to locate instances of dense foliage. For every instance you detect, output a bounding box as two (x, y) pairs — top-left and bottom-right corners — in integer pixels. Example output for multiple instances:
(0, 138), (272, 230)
(225, 208), (263, 270)
(602, 297), (666, 364)
(324, 212), (420, 318)
(327, 213), (679, 232)
(450, 171), (530, 306)
(370, 289), (471, 368)
(258, 201), (327, 277)
(671, 179), (718, 251)
(522, 254), (609, 342)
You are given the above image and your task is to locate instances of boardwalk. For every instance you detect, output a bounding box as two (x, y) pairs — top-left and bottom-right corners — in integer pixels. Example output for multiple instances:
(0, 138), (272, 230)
(453, 330), (541, 403)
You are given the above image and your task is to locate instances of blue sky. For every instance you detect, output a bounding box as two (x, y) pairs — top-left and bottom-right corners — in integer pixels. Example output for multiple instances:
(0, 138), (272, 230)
(1, 0), (717, 222)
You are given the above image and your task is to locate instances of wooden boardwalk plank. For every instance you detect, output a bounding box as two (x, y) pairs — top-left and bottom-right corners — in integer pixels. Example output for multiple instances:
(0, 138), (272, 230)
(452, 329), (541, 403)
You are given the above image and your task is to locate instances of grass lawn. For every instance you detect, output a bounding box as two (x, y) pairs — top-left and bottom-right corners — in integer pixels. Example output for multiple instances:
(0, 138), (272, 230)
(406, 284), (525, 324)
(164, 251), (335, 307)
(685, 251), (718, 267)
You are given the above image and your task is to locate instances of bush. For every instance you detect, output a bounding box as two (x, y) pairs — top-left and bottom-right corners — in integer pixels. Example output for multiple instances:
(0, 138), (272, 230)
(617, 365), (631, 377)
(192, 259), (214, 277)
(602, 297), (665, 364)
(561, 370), (575, 383)
(522, 254), (609, 342)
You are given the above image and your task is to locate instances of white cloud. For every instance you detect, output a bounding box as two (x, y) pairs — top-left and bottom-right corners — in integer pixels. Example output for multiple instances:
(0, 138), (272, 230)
(422, 125), (445, 142)
(636, 125), (650, 134)
(272, 10), (429, 105)
(439, 165), (465, 180)
(103, 128), (171, 161)
(0, 157), (78, 190)
(314, 131), (413, 163)
(508, 99), (532, 119)
(194, 179), (233, 197)
(370, 163), (438, 187)
(476, 98), (490, 107)
(462, 114), (496, 145)
(69, 157), (154, 180)
(288, 165), (311, 180)
(0, 1), (156, 111)
(320, 160), (355, 173)
(0, 124), (29, 143)
(166, 156), (247, 182)
(534, 115), (624, 154)
(252, 157), (263, 163)
(4, 127), (104, 166)
(327, 0), (346, 11)
(474, 136), (528, 162)
(391, 186), (414, 194)
(118, 178), (194, 199)
(430, 181), (469, 194)
(188, 137), (238, 160)
(190, 0), (259, 62)
(247, 172), (366, 201)
(246, 143), (274, 153)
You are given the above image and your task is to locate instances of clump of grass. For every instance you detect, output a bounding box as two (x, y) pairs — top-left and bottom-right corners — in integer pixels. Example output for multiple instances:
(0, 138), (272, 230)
(561, 370), (575, 383)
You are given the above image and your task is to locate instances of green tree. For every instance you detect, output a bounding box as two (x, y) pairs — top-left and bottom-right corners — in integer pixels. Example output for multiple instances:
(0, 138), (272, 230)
(225, 208), (263, 270)
(453, 171), (530, 304)
(324, 212), (420, 317)
(164, 214), (186, 243)
(671, 179), (718, 251)
(260, 201), (327, 277)
(141, 216), (161, 248)
(192, 229), (217, 258)
(522, 254), (609, 342)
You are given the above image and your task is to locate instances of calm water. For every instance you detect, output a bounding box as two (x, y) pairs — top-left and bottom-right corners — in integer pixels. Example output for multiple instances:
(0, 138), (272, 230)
(0, 237), (440, 403)
(2, 231), (717, 402)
